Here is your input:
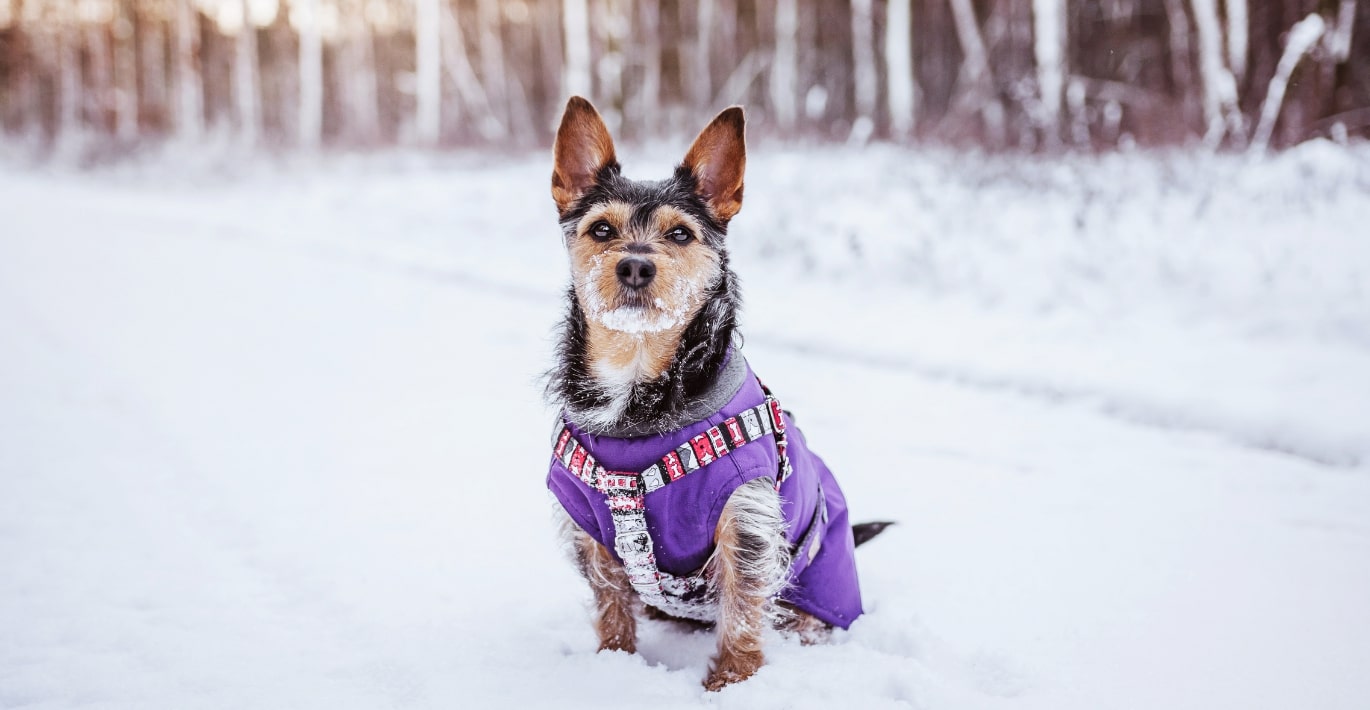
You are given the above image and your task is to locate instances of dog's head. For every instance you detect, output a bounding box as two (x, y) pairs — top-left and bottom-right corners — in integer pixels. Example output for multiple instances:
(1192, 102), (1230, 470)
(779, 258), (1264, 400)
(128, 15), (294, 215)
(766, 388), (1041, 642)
(551, 97), (745, 336)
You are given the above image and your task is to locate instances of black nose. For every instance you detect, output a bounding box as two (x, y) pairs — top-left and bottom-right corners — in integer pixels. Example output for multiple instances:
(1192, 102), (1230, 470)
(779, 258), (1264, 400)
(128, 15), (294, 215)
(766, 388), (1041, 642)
(616, 257), (656, 290)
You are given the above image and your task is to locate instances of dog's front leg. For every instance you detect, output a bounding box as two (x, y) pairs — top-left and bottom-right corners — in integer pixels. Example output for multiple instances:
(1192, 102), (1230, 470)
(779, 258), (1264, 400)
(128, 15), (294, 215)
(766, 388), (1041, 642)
(705, 478), (791, 691)
(558, 511), (638, 653)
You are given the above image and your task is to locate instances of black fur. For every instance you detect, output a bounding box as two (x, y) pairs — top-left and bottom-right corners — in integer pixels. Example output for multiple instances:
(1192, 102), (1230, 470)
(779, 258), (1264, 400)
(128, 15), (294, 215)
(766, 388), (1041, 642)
(545, 163), (742, 434)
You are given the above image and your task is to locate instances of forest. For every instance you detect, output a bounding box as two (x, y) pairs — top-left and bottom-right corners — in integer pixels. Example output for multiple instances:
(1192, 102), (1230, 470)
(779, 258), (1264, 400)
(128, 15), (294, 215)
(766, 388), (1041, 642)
(0, 0), (1367, 154)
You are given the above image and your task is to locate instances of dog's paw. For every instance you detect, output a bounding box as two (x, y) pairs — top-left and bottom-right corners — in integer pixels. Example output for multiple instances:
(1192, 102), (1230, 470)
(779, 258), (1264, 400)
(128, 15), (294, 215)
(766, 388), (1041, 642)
(703, 649), (763, 691)
(596, 636), (636, 654)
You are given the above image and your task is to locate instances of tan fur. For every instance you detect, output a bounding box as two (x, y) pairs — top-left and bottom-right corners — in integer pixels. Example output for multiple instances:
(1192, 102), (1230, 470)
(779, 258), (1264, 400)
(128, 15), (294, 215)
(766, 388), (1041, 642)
(703, 483), (788, 690)
(566, 203), (721, 387)
(561, 512), (639, 653)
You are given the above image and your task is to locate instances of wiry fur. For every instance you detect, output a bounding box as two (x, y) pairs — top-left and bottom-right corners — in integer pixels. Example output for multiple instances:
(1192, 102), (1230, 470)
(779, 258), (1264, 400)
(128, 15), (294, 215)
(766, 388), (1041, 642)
(555, 507), (639, 653)
(545, 165), (742, 435)
(546, 97), (839, 691)
(704, 477), (793, 690)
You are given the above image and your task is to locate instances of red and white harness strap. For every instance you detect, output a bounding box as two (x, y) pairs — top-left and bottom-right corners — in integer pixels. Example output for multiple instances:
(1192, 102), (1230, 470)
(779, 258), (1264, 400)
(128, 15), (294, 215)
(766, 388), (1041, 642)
(550, 384), (794, 621)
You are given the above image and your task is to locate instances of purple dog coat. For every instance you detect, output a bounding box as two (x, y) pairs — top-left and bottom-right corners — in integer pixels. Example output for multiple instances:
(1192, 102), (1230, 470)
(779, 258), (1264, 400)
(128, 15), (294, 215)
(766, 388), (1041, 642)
(547, 362), (863, 629)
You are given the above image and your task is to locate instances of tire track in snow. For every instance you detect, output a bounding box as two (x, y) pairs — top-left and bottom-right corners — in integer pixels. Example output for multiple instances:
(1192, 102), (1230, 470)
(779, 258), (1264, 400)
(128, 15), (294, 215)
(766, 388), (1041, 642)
(748, 331), (1362, 470)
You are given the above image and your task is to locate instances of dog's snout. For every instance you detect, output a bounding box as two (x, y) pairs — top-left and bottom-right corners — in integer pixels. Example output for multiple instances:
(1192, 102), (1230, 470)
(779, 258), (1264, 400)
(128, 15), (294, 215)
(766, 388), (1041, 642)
(616, 257), (656, 290)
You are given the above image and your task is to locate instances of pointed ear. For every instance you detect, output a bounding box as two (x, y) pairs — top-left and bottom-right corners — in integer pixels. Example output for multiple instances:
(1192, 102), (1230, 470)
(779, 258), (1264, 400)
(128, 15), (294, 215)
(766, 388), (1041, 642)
(552, 97), (617, 213)
(682, 106), (746, 222)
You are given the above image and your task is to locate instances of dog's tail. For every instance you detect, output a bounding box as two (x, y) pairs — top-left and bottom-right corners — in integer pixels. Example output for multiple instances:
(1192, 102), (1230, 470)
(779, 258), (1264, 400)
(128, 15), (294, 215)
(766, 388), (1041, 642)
(852, 521), (894, 547)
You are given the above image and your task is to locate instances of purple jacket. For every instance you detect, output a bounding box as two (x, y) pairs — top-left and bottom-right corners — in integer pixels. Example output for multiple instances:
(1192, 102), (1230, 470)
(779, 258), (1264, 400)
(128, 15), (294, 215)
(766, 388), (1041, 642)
(547, 364), (863, 629)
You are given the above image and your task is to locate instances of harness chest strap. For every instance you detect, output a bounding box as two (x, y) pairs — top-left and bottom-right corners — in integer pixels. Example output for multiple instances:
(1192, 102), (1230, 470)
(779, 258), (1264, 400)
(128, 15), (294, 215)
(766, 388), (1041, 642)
(551, 384), (803, 620)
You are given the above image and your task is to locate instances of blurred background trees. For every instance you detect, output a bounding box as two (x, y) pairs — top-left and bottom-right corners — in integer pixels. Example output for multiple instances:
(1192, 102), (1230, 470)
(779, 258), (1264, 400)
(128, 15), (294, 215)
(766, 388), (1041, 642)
(0, 0), (1365, 154)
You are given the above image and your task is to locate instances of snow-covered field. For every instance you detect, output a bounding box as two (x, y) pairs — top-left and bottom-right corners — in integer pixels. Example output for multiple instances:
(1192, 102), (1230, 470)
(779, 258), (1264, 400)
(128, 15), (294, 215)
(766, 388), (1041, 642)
(2, 142), (1369, 709)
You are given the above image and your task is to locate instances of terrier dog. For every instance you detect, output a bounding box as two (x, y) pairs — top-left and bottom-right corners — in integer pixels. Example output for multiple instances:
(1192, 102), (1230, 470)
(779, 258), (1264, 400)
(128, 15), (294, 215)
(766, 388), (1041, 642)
(545, 97), (889, 690)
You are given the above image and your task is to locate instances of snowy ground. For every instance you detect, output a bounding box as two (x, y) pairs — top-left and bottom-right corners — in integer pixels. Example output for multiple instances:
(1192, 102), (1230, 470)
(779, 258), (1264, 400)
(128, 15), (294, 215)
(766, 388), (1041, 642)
(2, 143), (1369, 709)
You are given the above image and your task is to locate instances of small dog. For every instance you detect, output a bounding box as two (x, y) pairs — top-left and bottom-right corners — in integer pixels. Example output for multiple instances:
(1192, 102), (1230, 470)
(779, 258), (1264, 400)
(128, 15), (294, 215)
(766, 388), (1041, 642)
(544, 97), (889, 690)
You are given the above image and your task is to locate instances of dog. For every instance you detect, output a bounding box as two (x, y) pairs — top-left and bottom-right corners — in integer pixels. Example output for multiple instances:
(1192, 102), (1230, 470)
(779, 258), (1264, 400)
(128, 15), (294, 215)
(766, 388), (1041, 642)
(544, 96), (890, 690)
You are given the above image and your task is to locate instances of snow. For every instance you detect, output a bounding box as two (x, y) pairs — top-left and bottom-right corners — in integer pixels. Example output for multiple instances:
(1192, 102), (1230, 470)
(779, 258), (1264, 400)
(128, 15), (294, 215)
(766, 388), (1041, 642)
(2, 143), (1370, 709)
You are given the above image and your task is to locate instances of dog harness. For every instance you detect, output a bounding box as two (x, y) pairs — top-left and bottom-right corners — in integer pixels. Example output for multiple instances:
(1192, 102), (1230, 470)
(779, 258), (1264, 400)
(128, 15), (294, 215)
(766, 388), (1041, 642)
(547, 363), (864, 628)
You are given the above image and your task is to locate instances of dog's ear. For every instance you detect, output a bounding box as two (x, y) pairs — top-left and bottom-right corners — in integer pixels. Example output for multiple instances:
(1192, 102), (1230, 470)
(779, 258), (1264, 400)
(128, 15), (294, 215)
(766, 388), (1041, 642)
(682, 106), (746, 223)
(552, 97), (617, 213)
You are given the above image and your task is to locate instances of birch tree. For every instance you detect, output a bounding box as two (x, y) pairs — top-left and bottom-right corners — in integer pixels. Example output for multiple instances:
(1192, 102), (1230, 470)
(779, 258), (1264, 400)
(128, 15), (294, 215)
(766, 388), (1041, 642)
(1190, 0), (1241, 145)
(1225, 0), (1248, 81)
(415, 0), (440, 145)
(338, 0), (379, 144)
(58, 17), (81, 139)
(297, 0), (323, 149)
(849, 0), (877, 143)
(769, 0), (799, 133)
(235, 0), (262, 146)
(113, 0), (138, 141)
(948, 0), (1005, 144)
(691, 0), (715, 108)
(1033, 0), (1066, 146)
(476, 0), (506, 133)
(173, 0), (203, 141)
(1251, 13), (1326, 152)
(563, 0), (591, 98)
(885, 0), (916, 139)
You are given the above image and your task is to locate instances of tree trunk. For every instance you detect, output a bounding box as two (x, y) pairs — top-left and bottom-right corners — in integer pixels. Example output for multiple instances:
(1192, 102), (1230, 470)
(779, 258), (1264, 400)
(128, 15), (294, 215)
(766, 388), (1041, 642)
(339, 1), (380, 145)
(885, 0), (916, 139)
(634, 0), (661, 136)
(113, 0), (139, 141)
(770, 0), (798, 133)
(85, 20), (113, 134)
(850, 0), (877, 142)
(948, 0), (1006, 144)
(415, 0), (441, 145)
(58, 20), (81, 139)
(1190, 0), (1241, 145)
(173, 0), (203, 141)
(476, 0), (508, 134)
(563, 0), (592, 98)
(297, 0), (322, 149)
(234, 0), (261, 146)
(1032, 0), (1066, 147)
(692, 0), (715, 107)
(1225, 0), (1249, 80)
(1251, 13), (1326, 152)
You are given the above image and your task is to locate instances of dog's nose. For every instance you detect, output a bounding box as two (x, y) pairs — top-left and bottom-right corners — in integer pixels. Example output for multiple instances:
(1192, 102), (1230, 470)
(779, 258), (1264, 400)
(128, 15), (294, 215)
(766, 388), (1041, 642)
(616, 257), (656, 290)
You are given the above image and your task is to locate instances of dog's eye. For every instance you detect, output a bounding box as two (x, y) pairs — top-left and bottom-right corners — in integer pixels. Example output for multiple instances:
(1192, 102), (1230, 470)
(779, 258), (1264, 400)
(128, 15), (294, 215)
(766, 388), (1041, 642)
(589, 221), (615, 241)
(666, 226), (693, 244)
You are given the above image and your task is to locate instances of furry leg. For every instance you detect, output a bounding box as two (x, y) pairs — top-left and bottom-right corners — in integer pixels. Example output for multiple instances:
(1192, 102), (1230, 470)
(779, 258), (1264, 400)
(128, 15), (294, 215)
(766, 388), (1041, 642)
(776, 603), (832, 646)
(704, 478), (791, 691)
(556, 509), (638, 653)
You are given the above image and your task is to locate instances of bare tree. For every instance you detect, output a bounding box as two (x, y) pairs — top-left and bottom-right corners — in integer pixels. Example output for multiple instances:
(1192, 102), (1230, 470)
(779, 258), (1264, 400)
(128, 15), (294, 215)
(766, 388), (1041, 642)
(173, 0), (203, 141)
(770, 0), (799, 133)
(1190, 0), (1241, 145)
(415, 0), (441, 145)
(885, 0), (916, 139)
(338, 0), (380, 144)
(692, 0), (715, 107)
(297, 0), (323, 148)
(235, 0), (262, 145)
(113, 0), (138, 141)
(1033, 0), (1067, 146)
(563, 0), (591, 98)
(849, 0), (877, 143)
(948, 0), (1005, 144)
(476, 0), (507, 133)
(1251, 13), (1326, 152)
